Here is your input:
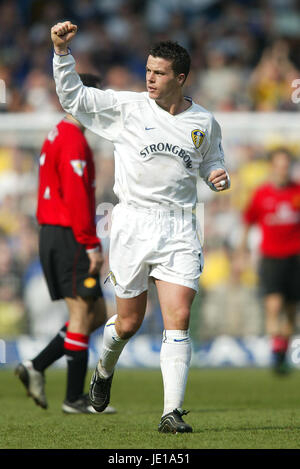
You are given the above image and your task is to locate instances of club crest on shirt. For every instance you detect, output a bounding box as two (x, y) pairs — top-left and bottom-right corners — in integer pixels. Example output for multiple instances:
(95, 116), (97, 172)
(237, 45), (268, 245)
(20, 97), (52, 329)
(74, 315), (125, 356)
(191, 129), (205, 149)
(70, 160), (86, 176)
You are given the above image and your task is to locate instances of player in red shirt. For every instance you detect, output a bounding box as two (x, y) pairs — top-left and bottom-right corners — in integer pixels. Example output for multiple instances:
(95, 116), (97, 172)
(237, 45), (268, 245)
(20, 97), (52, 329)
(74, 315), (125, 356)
(16, 74), (115, 414)
(241, 148), (300, 373)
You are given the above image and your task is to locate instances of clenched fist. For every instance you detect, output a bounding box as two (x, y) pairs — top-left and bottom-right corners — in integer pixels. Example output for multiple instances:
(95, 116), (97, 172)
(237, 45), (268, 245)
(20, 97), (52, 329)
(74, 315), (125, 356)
(208, 168), (230, 191)
(51, 21), (77, 55)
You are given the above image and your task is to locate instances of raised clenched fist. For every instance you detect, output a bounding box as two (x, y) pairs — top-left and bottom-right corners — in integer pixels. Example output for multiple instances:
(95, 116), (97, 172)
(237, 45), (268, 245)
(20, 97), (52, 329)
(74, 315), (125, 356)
(51, 21), (77, 54)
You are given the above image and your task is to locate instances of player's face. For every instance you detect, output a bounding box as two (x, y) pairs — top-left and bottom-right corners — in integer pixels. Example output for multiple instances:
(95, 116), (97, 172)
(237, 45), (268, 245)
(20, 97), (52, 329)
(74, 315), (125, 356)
(271, 152), (291, 184)
(146, 55), (184, 101)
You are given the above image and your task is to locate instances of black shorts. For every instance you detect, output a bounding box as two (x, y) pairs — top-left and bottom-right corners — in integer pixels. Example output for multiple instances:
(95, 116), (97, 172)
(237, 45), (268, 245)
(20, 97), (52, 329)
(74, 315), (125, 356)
(259, 255), (300, 302)
(39, 225), (103, 301)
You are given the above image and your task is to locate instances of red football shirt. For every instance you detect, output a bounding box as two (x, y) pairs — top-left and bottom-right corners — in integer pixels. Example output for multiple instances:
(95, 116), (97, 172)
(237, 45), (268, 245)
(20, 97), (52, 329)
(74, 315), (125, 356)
(243, 182), (300, 257)
(36, 119), (101, 251)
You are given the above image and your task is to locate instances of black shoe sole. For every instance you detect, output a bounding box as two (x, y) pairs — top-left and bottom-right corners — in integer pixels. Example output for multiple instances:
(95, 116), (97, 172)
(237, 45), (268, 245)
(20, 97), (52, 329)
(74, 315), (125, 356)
(158, 424), (193, 434)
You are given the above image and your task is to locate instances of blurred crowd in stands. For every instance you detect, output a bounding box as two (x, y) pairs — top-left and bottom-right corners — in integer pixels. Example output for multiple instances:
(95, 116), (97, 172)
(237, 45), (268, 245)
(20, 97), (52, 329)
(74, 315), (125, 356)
(0, 0), (300, 113)
(0, 0), (300, 340)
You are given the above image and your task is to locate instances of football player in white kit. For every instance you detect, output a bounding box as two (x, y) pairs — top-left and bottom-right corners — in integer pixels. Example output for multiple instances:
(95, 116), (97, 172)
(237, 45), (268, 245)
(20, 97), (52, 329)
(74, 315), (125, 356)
(51, 21), (230, 433)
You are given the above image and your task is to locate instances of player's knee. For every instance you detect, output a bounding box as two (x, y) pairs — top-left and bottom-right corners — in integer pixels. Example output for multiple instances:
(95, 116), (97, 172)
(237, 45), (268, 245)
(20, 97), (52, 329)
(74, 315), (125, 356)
(165, 307), (191, 330)
(116, 316), (142, 340)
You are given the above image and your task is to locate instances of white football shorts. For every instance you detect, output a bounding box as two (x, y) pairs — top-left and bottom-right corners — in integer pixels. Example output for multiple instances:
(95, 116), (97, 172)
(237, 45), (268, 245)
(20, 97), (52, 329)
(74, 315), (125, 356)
(108, 203), (204, 298)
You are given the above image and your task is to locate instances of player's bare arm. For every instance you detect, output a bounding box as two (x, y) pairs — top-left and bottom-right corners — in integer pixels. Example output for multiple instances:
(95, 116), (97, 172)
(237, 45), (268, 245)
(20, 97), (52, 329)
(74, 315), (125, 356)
(51, 21), (77, 55)
(208, 168), (230, 191)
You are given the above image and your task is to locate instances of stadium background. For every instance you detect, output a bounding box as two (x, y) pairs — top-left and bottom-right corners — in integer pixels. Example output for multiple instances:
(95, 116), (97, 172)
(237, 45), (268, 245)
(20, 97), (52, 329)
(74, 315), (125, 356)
(0, 0), (300, 368)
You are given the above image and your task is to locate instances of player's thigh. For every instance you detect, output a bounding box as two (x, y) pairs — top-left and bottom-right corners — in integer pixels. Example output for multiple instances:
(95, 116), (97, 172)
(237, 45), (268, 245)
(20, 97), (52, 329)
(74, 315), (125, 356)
(154, 279), (196, 330)
(115, 291), (148, 338)
(65, 295), (107, 334)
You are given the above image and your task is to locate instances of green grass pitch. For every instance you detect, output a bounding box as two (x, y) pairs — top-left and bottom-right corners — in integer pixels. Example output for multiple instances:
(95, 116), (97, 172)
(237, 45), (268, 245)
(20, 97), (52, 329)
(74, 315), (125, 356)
(1, 367), (300, 449)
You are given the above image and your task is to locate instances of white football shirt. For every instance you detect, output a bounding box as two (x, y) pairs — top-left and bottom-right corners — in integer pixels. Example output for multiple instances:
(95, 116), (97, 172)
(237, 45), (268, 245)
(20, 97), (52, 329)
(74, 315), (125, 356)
(53, 54), (228, 209)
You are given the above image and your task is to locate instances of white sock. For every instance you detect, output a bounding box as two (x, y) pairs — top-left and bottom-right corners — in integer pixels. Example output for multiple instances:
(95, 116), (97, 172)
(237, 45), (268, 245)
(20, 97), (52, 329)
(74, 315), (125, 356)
(160, 329), (192, 417)
(97, 314), (128, 378)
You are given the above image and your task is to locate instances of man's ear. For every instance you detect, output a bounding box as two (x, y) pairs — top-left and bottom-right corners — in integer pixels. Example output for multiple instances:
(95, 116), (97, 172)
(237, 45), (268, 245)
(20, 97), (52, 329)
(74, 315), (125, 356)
(177, 73), (186, 87)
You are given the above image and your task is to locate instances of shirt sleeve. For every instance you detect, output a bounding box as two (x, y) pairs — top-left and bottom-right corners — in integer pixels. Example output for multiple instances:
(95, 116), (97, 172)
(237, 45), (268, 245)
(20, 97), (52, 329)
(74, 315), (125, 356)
(59, 138), (101, 251)
(199, 117), (230, 191)
(53, 54), (123, 141)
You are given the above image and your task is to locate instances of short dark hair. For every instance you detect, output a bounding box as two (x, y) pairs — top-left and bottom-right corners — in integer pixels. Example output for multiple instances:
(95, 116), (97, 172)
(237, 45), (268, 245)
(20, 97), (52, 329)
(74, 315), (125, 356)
(268, 147), (293, 162)
(149, 41), (191, 82)
(79, 73), (102, 89)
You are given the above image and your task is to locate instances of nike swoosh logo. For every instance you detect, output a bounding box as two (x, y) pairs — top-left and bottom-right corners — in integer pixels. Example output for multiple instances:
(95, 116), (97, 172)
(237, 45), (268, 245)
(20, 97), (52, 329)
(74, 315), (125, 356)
(174, 338), (189, 342)
(145, 127), (156, 130)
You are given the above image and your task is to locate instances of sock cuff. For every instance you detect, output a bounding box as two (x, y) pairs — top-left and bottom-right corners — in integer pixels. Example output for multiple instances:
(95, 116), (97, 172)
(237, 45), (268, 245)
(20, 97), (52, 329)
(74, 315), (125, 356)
(272, 335), (289, 353)
(64, 331), (89, 351)
(104, 314), (128, 343)
(163, 329), (190, 344)
(105, 314), (118, 328)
